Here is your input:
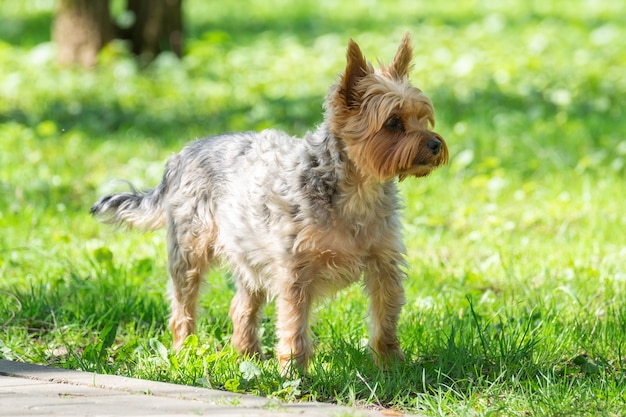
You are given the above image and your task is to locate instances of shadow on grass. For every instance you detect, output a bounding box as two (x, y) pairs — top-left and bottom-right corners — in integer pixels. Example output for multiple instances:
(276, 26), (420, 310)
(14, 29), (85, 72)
(304, 305), (623, 414)
(1, 93), (323, 146)
(3, 80), (622, 183)
(3, 76), (622, 143)
(0, 256), (169, 337)
(302, 306), (542, 405)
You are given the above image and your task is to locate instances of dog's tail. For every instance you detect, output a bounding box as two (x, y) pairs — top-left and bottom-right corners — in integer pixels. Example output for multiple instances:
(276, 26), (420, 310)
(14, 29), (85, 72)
(90, 185), (165, 231)
(90, 182), (166, 231)
(90, 156), (179, 231)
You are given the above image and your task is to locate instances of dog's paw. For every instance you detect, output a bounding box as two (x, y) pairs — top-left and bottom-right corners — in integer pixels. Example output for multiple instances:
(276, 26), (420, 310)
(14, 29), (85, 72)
(371, 340), (405, 369)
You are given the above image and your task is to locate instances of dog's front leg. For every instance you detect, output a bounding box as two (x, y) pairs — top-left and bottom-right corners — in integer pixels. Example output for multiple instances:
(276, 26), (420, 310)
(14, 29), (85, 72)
(364, 255), (406, 367)
(275, 281), (313, 375)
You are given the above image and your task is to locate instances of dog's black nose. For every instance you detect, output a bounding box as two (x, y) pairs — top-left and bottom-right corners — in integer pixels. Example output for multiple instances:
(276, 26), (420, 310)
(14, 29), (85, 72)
(427, 138), (442, 155)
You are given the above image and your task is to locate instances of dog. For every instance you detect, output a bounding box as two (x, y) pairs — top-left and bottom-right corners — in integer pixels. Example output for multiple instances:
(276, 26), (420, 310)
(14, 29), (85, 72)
(91, 33), (448, 373)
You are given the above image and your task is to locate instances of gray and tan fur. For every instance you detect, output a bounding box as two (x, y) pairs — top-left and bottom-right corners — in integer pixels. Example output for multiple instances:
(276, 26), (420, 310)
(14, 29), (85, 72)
(91, 33), (448, 373)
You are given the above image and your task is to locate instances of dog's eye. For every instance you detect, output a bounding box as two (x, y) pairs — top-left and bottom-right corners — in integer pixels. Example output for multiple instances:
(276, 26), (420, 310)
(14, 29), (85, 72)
(385, 115), (404, 132)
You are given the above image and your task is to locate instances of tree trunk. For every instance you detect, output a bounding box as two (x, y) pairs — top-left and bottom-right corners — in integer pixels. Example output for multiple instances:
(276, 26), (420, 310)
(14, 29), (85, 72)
(52, 0), (114, 67)
(125, 0), (183, 63)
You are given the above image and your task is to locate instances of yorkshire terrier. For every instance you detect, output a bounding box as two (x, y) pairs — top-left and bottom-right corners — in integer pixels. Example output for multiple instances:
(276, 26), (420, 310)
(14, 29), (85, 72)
(91, 33), (448, 373)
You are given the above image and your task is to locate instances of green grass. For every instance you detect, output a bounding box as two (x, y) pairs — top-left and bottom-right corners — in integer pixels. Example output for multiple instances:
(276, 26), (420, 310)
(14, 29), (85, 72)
(1, 0), (626, 415)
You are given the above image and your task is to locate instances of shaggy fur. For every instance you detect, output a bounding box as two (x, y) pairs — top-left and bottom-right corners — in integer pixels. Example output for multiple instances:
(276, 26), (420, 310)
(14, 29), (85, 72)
(91, 33), (448, 373)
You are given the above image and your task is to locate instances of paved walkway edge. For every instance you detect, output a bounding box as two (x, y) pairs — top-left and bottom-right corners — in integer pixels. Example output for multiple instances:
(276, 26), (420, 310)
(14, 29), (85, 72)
(1, 359), (263, 405)
(0, 359), (402, 416)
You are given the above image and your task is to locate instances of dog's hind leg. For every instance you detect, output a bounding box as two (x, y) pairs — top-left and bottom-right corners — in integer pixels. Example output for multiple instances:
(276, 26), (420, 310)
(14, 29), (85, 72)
(166, 215), (213, 351)
(229, 280), (266, 358)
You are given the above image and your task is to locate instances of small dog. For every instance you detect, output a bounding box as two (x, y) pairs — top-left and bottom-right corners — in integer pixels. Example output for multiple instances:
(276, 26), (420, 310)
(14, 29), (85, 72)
(91, 33), (448, 373)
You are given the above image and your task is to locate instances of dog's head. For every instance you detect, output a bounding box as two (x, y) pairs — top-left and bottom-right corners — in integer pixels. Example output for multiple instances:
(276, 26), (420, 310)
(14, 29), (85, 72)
(325, 33), (448, 182)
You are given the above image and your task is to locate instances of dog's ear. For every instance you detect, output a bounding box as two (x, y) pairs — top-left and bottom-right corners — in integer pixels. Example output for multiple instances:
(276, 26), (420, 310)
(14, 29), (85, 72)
(342, 39), (370, 109)
(389, 32), (413, 80)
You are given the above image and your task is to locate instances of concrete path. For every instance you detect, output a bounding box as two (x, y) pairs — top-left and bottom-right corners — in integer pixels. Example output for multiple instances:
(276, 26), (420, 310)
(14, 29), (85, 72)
(0, 359), (408, 416)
